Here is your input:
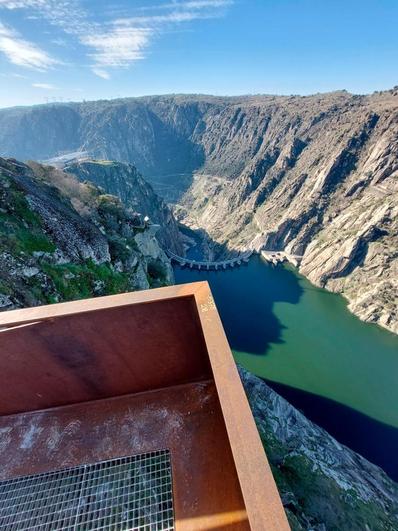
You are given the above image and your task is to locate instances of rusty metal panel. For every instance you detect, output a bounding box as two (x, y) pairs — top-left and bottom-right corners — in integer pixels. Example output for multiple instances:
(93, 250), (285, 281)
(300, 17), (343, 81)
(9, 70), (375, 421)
(192, 282), (290, 530)
(0, 282), (289, 530)
(0, 295), (211, 415)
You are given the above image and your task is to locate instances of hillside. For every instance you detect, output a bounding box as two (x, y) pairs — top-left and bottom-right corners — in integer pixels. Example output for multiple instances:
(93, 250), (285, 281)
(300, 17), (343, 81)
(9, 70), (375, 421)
(239, 367), (398, 530)
(63, 159), (183, 254)
(0, 158), (173, 310)
(0, 90), (397, 331)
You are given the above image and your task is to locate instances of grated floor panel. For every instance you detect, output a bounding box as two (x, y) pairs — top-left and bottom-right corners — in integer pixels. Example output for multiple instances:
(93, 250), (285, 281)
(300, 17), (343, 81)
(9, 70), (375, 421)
(0, 450), (174, 531)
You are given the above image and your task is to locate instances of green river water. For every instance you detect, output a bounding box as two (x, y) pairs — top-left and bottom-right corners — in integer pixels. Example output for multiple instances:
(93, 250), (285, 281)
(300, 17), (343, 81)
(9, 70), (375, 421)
(174, 255), (398, 479)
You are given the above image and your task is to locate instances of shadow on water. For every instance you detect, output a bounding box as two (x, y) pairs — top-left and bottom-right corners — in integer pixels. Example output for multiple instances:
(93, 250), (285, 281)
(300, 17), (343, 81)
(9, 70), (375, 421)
(174, 255), (303, 355)
(264, 378), (398, 482)
(174, 244), (398, 481)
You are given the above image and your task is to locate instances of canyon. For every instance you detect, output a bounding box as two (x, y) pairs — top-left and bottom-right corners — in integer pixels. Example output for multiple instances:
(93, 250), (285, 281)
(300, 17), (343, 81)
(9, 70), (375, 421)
(1, 88), (398, 528)
(0, 89), (397, 332)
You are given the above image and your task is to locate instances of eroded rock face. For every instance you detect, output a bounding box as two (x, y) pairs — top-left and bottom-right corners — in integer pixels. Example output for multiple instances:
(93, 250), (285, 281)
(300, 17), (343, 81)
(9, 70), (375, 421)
(238, 366), (398, 530)
(0, 90), (397, 331)
(64, 160), (183, 254)
(178, 92), (398, 334)
(300, 195), (397, 332)
(0, 157), (173, 310)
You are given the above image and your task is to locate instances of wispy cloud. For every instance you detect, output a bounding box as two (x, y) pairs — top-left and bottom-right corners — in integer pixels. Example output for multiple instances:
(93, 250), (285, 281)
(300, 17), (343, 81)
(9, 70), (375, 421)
(114, 0), (233, 27)
(0, 1), (40, 7)
(0, 0), (89, 34)
(0, 22), (58, 69)
(32, 82), (57, 89)
(83, 26), (151, 71)
(131, 0), (233, 12)
(88, 0), (233, 77)
(0, 0), (233, 78)
(91, 68), (110, 80)
(51, 37), (69, 47)
(0, 71), (28, 78)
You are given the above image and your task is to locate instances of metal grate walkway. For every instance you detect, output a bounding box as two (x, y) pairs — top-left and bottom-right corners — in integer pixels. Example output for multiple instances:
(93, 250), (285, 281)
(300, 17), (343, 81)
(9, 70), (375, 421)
(0, 450), (174, 530)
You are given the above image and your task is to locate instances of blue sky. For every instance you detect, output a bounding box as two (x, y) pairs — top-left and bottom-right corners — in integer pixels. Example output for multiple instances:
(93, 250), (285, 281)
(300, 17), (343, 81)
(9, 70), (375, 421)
(0, 0), (397, 108)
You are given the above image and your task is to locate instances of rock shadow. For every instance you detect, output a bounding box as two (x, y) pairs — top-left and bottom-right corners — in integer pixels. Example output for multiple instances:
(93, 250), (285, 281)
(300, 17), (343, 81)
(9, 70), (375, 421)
(264, 379), (398, 482)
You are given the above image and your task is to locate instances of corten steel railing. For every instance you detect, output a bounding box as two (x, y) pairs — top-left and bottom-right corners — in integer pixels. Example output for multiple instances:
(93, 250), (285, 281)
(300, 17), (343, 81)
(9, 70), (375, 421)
(0, 282), (290, 530)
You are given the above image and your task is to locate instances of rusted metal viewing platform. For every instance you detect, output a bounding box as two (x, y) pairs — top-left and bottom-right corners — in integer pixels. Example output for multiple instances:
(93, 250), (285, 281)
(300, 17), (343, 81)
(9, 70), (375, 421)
(0, 282), (289, 530)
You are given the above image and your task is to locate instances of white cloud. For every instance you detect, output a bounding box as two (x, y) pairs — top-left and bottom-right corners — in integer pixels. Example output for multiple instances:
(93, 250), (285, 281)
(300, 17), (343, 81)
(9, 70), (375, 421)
(83, 26), (151, 70)
(0, 71), (28, 78)
(88, 1), (232, 72)
(0, 0), (233, 75)
(115, 0), (233, 26)
(32, 82), (57, 89)
(92, 68), (110, 80)
(0, 1), (42, 7)
(51, 37), (68, 46)
(0, 22), (58, 70)
(170, 0), (233, 8)
(132, 0), (232, 12)
(0, 0), (89, 34)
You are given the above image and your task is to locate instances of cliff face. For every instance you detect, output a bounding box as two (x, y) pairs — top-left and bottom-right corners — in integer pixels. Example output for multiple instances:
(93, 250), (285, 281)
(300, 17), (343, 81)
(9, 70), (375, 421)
(0, 91), (397, 331)
(0, 158), (173, 311)
(179, 91), (398, 333)
(239, 367), (398, 531)
(63, 160), (183, 254)
(0, 97), (206, 176)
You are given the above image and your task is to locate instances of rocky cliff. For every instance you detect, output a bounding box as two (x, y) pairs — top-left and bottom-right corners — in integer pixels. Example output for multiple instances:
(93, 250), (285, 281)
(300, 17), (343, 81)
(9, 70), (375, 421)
(63, 159), (183, 254)
(177, 91), (398, 333)
(0, 157), (173, 310)
(239, 367), (398, 530)
(0, 90), (397, 331)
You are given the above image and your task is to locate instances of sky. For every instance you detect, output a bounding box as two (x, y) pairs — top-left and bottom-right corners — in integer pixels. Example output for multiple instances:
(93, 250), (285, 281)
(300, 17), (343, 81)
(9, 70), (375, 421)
(0, 0), (397, 108)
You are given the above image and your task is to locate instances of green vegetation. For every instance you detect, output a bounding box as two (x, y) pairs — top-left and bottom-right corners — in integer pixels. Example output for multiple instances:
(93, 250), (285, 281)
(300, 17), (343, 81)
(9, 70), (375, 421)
(23, 275), (49, 305)
(13, 227), (55, 253)
(8, 189), (41, 226)
(0, 159), (172, 310)
(0, 279), (12, 296)
(146, 259), (169, 288)
(108, 235), (138, 262)
(256, 426), (396, 531)
(0, 176), (56, 254)
(42, 260), (130, 301)
(97, 193), (126, 220)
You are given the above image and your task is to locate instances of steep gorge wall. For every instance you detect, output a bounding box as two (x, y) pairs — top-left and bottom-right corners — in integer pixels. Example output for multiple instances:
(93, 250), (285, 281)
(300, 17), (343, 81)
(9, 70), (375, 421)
(239, 366), (398, 530)
(0, 158), (173, 311)
(0, 91), (397, 331)
(64, 160), (183, 254)
(180, 92), (398, 332)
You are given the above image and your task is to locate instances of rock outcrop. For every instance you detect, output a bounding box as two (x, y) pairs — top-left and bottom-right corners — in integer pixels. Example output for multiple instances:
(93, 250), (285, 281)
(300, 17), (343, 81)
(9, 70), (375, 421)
(239, 366), (398, 530)
(0, 157), (173, 310)
(0, 90), (397, 331)
(63, 159), (183, 254)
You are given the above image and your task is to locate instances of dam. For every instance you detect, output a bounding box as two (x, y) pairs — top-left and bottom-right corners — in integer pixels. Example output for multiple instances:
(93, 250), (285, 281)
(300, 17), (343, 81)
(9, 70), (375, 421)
(165, 249), (253, 270)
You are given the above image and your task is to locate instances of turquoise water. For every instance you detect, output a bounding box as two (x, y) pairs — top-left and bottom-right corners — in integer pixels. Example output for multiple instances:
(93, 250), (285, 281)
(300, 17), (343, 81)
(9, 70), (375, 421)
(174, 255), (398, 479)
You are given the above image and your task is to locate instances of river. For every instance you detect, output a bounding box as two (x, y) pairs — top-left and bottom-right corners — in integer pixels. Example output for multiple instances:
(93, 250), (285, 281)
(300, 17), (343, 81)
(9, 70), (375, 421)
(174, 254), (398, 481)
